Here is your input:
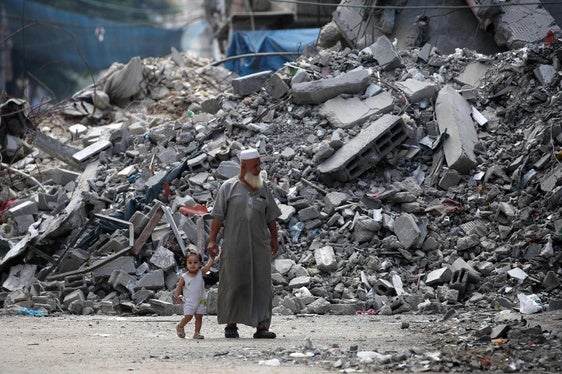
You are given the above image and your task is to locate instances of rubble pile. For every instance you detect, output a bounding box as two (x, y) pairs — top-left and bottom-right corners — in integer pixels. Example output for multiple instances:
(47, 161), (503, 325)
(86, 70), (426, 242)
(1, 34), (561, 371)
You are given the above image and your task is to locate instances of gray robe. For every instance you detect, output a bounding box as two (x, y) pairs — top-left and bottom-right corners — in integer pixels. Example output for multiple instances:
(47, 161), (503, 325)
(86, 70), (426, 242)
(211, 177), (281, 328)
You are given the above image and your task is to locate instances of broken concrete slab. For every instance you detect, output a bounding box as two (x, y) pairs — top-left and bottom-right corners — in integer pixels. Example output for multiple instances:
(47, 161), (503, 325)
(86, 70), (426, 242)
(319, 91), (394, 129)
(435, 85), (478, 174)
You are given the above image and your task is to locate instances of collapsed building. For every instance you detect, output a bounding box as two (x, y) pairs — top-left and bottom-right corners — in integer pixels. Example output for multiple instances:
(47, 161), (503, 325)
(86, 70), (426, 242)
(0, 0), (561, 371)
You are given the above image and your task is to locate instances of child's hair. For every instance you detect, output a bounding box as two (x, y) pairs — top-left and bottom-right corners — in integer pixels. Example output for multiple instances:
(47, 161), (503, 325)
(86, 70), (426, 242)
(185, 251), (202, 264)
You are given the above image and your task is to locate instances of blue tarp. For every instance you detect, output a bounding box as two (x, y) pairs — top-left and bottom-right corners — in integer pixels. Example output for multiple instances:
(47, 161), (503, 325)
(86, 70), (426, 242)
(225, 28), (320, 76)
(5, 0), (184, 71)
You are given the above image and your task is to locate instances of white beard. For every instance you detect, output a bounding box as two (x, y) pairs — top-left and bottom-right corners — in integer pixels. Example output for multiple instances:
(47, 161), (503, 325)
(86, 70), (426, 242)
(244, 170), (266, 189)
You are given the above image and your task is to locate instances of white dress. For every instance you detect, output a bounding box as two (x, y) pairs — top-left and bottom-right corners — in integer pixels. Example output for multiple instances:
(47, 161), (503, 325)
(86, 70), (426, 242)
(181, 269), (206, 315)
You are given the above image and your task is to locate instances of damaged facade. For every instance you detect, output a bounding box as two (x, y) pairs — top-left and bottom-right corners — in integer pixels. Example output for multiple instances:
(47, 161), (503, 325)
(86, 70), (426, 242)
(0, 0), (562, 371)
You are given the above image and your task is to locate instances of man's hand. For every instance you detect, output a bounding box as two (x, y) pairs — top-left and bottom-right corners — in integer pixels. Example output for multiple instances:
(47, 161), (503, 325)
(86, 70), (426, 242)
(271, 239), (279, 256)
(207, 240), (219, 257)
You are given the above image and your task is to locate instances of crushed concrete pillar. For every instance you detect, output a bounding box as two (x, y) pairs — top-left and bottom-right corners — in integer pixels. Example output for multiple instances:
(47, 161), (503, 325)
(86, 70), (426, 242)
(435, 85), (478, 174)
(290, 67), (371, 105)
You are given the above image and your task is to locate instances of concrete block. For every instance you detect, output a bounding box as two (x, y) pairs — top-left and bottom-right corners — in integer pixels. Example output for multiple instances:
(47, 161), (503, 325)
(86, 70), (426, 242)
(149, 246), (176, 271)
(132, 289), (155, 304)
(290, 67), (371, 105)
(281, 296), (305, 314)
(455, 62), (490, 88)
(13, 215), (34, 234)
(426, 267), (452, 286)
(231, 70), (272, 96)
(278, 204), (296, 223)
(298, 206), (320, 221)
(394, 78), (438, 104)
(58, 248), (90, 273)
(319, 92), (394, 129)
(265, 73), (290, 99)
(314, 246), (337, 272)
(187, 153), (209, 173)
(317, 114), (407, 182)
(288, 276), (311, 289)
(374, 278), (395, 296)
(394, 213), (421, 250)
(449, 268), (468, 295)
(95, 236), (129, 255)
(136, 269), (165, 290)
(63, 289), (85, 309)
(206, 288), (218, 315)
(148, 299), (178, 316)
(450, 257), (481, 283)
(439, 168), (461, 189)
(6, 200), (38, 217)
(304, 298), (331, 314)
(543, 271), (560, 291)
(369, 35), (402, 70)
(273, 259), (295, 275)
(216, 160), (240, 179)
(324, 191), (348, 215)
(129, 211), (149, 236)
(109, 269), (137, 294)
(435, 85), (478, 174)
(93, 256), (136, 279)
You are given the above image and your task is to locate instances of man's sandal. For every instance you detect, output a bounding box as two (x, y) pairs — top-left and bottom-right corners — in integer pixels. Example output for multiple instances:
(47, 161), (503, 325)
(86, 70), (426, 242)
(224, 326), (239, 338)
(193, 332), (204, 339)
(253, 328), (276, 339)
(176, 324), (186, 339)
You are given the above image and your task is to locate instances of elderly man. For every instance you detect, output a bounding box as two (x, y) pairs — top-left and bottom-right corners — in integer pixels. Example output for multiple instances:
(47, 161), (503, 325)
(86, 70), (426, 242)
(206, 148), (281, 339)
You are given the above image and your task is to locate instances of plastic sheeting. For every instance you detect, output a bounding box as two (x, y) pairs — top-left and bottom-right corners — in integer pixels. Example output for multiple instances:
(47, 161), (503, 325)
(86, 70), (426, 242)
(5, 0), (184, 71)
(225, 28), (320, 76)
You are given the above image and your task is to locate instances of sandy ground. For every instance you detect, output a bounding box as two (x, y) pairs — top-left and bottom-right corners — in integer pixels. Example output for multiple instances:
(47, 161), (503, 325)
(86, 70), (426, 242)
(0, 313), (433, 373)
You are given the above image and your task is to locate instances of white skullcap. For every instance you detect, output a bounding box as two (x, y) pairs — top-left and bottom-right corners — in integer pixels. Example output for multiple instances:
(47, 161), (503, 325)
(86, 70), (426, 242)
(239, 148), (260, 160)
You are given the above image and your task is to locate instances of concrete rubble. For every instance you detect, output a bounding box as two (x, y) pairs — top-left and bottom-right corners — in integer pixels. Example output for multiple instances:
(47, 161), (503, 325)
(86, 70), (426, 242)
(1, 20), (562, 373)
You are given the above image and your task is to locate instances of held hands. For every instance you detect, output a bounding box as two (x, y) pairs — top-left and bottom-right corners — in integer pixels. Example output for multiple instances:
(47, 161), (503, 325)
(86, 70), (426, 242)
(207, 240), (219, 258)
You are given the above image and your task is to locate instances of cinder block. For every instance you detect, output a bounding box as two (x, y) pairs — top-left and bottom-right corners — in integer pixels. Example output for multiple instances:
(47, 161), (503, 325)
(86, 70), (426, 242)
(317, 114), (407, 182)
(58, 248), (90, 273)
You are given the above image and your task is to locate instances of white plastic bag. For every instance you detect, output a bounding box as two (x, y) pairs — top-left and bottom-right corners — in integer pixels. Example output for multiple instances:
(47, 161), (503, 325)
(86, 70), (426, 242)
(517, 293), (542, 314)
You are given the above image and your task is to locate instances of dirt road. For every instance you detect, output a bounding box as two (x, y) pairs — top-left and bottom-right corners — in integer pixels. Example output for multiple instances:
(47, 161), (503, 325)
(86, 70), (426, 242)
(0, 313), (432, 373)
(3, 310), (561, 373)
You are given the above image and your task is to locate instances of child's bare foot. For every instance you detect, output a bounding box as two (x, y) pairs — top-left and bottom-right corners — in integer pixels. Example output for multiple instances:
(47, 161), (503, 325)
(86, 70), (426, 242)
(176, 324), (185, 338)
(193, 332), (204, 339)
